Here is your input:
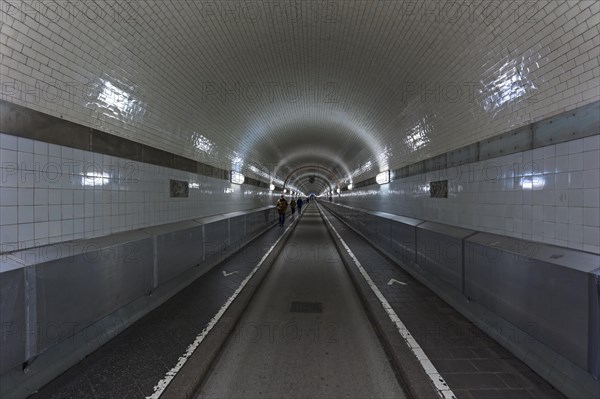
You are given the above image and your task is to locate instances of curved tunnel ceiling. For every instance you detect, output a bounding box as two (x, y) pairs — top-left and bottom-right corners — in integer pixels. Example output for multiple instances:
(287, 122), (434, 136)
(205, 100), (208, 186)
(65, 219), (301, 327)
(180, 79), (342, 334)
(12, 1), (595, 184)
(288, 172), (338, 196)
(284, 165), (341, 187)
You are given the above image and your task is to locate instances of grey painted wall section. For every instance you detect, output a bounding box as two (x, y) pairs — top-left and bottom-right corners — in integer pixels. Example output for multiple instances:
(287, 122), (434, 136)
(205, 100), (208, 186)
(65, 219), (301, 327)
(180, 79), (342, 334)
(0, 100), (271, 189)
(334, 133), (600, 254)
(387, 101), (600, 180)
(0, 205), (280, 379)
(321, 201), (600, 399)
(0, 263), (25, 376)
(0, 131), (284, 252)
(464, 232), (596, 373)
(416, 222), (475, 292)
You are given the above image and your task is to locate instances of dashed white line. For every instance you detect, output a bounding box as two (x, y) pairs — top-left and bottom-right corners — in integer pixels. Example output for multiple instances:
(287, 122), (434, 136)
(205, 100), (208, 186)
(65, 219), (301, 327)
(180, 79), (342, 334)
(319, 205), (456, 399)
(147, 216), (300, 399)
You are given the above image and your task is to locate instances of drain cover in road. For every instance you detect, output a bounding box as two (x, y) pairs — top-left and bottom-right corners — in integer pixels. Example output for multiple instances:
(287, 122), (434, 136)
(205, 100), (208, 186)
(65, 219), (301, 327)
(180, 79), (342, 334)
(290, 301), (323, 313)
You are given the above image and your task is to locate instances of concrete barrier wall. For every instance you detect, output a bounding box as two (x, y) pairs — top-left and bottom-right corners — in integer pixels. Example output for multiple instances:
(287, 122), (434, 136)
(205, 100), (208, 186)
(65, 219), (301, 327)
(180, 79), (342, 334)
(321, 200), (600, 397)
(0, 206), (280, 377)
(463, 232), (597, 373)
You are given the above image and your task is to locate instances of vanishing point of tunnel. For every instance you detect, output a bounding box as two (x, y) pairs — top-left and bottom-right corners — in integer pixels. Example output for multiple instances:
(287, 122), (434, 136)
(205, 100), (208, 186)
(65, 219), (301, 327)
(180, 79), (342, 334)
(0, 2), (599, 399)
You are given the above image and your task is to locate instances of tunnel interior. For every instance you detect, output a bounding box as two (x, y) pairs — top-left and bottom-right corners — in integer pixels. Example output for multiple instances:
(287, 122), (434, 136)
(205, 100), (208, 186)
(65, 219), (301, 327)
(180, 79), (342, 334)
(0, 1), (599, 399)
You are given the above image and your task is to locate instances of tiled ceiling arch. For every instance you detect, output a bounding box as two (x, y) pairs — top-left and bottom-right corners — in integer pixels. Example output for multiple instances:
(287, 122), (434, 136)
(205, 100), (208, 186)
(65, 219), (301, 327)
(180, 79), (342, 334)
(2, 1), (598, 184)
(288, 168), (338, 188)
(290, 172), (336, 196)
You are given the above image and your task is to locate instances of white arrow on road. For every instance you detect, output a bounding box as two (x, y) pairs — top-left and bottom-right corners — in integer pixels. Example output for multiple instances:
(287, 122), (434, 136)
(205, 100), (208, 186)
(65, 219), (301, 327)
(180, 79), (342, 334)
(387, 278), (407, 286)
(222, 270), (239, 277)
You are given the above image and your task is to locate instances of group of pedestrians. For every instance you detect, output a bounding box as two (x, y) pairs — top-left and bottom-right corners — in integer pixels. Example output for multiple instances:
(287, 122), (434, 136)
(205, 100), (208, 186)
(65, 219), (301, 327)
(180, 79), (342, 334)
(276, 195), (309, 226)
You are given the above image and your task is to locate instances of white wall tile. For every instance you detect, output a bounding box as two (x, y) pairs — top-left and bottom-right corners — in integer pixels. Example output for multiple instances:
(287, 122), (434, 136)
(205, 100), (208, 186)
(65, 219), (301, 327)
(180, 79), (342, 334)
(17, 187), (33, 205)
(0, 223), (17, 244)
(584, 208), (600, 227)
(556, 142), (570, 156)
(584, 135), (600, 150)
(0, 1), (597, 190)
(18, 222), (34, 242)
(0, 133), (278, 251)
(48, 220), (61, 237)
(0, 134), (18, 151)
(584, 188), (600, 208)
(1, 187), (18, 206)
(568, 153), (584, 171)
(34, 221), (48, 240)
(0, 0), (597, 254)
(543, 158), (556, 174)
(555, 155), (570, 173)
(337, 135), (600, 254)
(568, 138), (584, 154)
(569, 171), (584, 188)
(556, 206), (569, 223)
(568, 224), (584, 244)
(583, 226), (600, 246)
(543, 145), (556, 158)
(569, 188), (585, 206)
(0, 206), (18, 225)
(0, 149), (18, 165)
(584, 150), (600, 170)
(17, 137), (33, 153)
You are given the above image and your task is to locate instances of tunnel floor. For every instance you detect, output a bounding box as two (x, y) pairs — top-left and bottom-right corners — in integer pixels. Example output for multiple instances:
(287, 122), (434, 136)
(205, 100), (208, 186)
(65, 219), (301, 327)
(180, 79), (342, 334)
(29, 201), (566, 399)
(317, 205), (567, 399)
(195, 205), (405, 399)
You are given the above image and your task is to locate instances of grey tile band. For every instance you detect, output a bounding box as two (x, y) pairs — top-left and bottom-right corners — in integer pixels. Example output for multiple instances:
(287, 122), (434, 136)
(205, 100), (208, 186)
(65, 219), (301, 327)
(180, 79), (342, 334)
(1, 99), (598, 190)
(0, 99), (252, 188)
(391, 100), (599, 180)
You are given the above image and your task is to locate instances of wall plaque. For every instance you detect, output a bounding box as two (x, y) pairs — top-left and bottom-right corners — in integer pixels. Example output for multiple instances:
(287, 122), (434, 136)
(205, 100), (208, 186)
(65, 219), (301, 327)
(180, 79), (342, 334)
(429, 180), (448, 198)
(170, 179), (189, 197)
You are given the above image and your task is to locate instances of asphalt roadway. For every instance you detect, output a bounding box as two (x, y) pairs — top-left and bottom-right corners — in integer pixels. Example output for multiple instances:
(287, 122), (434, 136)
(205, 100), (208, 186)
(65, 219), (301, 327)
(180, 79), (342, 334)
(196, 205), (406, 399)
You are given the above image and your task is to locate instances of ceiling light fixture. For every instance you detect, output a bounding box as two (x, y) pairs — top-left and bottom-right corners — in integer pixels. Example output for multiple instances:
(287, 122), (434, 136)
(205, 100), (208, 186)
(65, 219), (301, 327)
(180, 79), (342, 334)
(230, 171), (245, 185)
(376, 170), (390, 185)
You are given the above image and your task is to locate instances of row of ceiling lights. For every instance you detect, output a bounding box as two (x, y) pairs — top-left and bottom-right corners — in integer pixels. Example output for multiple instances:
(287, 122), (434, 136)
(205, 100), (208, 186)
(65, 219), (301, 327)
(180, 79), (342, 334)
(323, 170), (391, 196)
(233, 169), (391, 197)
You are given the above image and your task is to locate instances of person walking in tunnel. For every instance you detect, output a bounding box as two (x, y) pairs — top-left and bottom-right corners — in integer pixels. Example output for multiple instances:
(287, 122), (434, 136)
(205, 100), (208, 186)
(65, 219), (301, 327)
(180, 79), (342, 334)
(290, 197), (297, 214)
(296, 197), (303, 213)
(276, 195), (288, 226)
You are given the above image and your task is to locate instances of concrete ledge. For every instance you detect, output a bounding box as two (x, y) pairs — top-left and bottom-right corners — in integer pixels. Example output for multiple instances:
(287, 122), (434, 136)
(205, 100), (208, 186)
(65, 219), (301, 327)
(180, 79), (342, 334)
(317, 204), (440, 399)
(161, 208), (306, 398)
(0, 206), (289, 399)
(320, 201), (600, 399)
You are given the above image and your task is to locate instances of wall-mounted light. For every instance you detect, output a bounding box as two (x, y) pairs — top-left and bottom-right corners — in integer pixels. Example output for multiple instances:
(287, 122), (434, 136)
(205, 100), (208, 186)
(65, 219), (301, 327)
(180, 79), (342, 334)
(230, 171), (245, 185)
(376, 170), (390, 185)
(82, 172), (110, 186)
(347, 183), (353, 190)
(269, 183), (275, 191)
(520, 176), (545, 190)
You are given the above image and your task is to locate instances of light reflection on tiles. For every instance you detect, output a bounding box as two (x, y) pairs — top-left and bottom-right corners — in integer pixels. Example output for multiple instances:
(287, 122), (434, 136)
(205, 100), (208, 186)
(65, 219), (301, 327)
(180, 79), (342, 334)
(2, 1), (597, 182)
(0, 133), (280, 252)
(334, 135), (600, 255)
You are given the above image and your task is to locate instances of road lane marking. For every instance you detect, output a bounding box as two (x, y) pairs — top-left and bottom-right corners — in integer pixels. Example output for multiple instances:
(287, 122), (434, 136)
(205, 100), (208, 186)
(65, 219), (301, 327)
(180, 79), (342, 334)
(147, 217), (300, 399)
(387, 278), (407, 286)
(222, 270), (239, 277)
(319, 205), (456, 399)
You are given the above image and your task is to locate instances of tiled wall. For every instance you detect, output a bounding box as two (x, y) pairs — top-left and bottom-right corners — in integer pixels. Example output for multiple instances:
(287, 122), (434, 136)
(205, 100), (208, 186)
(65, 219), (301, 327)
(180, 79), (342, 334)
(0, 132), (277, 252)
(334, 134), (600, 254)
(0, 1), (598, 254)
(0, 2), (598, 178)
